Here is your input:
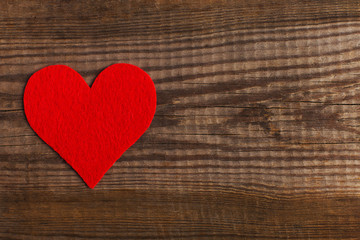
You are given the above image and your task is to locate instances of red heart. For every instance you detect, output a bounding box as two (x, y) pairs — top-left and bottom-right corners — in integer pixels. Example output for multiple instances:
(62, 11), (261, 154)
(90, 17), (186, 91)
(24, 64), (156, 188)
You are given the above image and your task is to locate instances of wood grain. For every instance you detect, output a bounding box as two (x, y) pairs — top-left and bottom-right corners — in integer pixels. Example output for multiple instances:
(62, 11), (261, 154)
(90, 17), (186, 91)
(2, 0), (360, 239)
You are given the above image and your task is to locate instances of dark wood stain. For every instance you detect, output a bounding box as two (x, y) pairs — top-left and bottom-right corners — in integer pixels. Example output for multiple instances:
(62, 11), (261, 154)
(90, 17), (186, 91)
(2, 0), (360, 239)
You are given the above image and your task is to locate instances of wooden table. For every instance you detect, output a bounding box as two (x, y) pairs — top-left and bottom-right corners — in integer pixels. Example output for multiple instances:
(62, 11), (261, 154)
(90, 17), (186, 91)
(2, 0), (360, 239)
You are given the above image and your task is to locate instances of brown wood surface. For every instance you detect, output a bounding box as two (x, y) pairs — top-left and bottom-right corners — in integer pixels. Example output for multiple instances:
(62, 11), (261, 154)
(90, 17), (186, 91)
(2, 0), (360, 239)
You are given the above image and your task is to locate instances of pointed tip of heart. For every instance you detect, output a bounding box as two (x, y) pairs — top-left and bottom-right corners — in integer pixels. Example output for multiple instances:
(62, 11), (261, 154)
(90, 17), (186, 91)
(84, 177), (101, 189)
(86, 182), (98, 189)
(74, 167), (105, 189)
(81, 174), (103, 189)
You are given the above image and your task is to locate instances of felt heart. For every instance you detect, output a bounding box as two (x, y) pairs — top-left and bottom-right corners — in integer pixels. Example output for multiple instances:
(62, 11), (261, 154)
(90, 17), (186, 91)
(24, 64), (156, 188)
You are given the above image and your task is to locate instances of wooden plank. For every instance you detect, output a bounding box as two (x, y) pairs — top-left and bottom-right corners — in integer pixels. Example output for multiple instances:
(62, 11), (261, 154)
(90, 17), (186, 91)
(1, 0), (360, 238)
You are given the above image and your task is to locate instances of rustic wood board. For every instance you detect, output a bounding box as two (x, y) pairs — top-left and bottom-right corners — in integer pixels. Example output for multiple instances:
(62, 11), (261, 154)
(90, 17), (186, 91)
(2, 0), (360, 239)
